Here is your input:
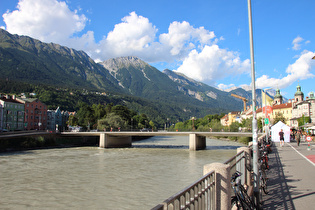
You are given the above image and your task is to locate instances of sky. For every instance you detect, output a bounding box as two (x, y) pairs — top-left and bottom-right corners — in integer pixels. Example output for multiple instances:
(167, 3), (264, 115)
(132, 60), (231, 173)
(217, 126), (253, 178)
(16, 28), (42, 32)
(1, 0), (315, 99)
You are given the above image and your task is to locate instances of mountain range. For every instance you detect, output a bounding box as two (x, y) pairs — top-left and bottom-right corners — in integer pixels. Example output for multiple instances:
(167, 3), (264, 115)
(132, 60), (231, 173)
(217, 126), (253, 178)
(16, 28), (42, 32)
(0, 28), (268, 121)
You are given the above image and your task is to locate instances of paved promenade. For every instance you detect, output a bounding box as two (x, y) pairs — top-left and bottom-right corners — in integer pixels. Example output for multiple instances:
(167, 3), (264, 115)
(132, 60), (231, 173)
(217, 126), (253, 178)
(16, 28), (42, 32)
(262, 140), (315, 209)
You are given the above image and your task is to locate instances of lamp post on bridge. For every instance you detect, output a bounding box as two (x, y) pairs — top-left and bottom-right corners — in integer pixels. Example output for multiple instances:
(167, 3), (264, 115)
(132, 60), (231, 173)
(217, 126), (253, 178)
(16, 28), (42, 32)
(247, 0), (259, 206)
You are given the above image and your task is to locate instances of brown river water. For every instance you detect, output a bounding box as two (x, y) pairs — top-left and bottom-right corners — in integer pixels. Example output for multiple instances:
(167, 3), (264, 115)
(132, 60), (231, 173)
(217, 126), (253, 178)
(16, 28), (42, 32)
(0, 136), (245, 209)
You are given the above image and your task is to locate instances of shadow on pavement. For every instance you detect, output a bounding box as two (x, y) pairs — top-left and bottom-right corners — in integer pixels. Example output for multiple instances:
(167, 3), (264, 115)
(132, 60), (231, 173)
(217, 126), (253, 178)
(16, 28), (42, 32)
(262, 146), (295, 210)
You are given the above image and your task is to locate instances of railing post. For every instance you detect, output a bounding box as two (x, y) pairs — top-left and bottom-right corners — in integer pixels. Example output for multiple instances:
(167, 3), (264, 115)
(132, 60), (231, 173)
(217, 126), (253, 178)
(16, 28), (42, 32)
(237, 147), (252, 188)
(203, 163), (231, 210)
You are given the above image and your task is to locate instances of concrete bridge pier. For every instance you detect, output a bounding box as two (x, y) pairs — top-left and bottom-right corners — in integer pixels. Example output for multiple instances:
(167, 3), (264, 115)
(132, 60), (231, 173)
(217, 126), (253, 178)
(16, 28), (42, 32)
(99, 133), (132, 148)
(189, 134), (206, 151)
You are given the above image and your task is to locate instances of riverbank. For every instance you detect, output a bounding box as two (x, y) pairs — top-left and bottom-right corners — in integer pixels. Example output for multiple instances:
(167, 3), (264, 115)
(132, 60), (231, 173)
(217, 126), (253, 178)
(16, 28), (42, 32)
(0, 136), (99, 153)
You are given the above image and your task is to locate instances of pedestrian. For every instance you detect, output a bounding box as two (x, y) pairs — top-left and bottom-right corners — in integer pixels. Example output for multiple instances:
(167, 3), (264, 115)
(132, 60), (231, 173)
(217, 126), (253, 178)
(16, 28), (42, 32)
(295, 130), (302, 146)
(279, 129), (285, 147)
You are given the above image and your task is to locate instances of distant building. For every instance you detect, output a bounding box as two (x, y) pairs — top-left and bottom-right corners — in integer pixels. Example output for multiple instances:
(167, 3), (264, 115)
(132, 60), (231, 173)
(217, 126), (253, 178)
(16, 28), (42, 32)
(271, 102), (292, 125)
(47, 107), (70, 131)
(291, 86), (315, 128)
(16, 98), (47, 130)
(227, 85), (314, 128)
(0, 95), (24, 131)
(273, 88), (283, 105)
(220, 111), (241, 127)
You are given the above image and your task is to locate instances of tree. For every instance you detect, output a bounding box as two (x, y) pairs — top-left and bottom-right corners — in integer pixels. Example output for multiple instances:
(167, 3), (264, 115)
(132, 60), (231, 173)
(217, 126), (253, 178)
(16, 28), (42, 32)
(297, 115), (310, 127)
(174, 122), (186, 131)
(98, 113), (124, 130)
(92, 104), (106, 120)
(149, 120), (155, 130)
(230, 122), (241, 132)
(273, 112), (286, 125)
(76, 102), (94, 129)
(67, 114), (78, 126)
(240, 118), (252, 131)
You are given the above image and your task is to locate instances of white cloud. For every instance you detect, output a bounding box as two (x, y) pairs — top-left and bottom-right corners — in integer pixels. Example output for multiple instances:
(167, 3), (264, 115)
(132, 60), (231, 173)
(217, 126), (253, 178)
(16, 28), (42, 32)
(3, 0), (88, 45)
(292, 36), (303, 50)
(175, 45), (251, 85)
(256, 51), (315, 89)
(291, 35), (311, 51)
(100, 12), (157, 57)
(159, 21), (215, 56)
(217, 83), (235, 90)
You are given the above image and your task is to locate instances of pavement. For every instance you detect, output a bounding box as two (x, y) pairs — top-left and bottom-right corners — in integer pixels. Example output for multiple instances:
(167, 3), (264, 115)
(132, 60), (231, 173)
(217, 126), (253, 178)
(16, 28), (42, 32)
(262, 139), (315, 209)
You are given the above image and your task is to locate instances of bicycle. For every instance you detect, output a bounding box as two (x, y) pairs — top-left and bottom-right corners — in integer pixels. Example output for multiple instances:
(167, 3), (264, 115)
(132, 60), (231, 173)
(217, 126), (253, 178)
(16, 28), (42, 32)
(259, 152), (268, 194)
(231, 171), (256, 209)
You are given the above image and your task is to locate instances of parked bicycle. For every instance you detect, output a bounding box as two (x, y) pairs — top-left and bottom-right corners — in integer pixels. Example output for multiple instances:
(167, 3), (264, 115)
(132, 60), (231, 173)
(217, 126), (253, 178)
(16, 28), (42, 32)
(231, 171), (256, 209)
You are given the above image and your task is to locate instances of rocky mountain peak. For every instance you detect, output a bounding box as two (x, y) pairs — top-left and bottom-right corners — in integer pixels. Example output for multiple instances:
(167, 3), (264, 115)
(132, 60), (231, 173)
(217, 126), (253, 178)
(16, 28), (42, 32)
(100, 56), (148, 73)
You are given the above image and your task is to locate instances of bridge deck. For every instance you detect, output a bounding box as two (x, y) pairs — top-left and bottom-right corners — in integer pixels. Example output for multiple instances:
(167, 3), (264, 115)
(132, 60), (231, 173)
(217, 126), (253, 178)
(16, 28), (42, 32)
(60, 131), (260, 137)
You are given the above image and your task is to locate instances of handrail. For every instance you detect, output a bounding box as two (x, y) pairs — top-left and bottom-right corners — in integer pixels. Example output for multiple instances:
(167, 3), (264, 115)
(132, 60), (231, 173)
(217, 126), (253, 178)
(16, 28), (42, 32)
(152, 148), (253, 209)
(152, 170), (215, 210)
(152, 136), (266, 209)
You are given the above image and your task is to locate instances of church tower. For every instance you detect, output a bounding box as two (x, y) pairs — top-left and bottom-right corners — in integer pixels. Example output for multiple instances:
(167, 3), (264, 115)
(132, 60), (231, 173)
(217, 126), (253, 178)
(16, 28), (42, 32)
(294, 85), (304, 103)
(273, 88), (283, 105)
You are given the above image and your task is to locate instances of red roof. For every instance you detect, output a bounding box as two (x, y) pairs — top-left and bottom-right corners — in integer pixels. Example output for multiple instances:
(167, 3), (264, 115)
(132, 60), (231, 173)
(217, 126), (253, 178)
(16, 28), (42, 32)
(272, 103), (292, 110)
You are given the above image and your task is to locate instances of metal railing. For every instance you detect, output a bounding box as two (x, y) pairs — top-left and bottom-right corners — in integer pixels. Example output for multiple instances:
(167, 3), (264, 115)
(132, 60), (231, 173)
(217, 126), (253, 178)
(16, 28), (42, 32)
(224, 150), (251, 186)
(152, 170), (216, 210)
(152, 147), (253, 210)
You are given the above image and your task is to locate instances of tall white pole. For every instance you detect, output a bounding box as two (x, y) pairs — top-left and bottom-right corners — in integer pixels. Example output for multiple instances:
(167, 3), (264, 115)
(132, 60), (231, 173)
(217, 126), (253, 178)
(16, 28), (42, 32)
(247, 0), (259, 206)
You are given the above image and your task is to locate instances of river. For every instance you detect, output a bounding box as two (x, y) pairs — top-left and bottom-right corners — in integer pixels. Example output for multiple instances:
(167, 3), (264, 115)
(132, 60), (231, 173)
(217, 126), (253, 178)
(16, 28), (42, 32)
(0, 136), (245, 209)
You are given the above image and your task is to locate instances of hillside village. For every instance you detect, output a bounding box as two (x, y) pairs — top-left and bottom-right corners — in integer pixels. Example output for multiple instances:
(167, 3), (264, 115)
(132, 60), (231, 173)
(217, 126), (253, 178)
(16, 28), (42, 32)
(221, 85), (315, 130)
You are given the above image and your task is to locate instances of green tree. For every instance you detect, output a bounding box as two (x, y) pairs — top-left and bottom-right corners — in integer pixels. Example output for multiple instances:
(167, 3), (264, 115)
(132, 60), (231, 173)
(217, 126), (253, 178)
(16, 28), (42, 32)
(209, 119), (223, 132)
(240, 117), (252, 132)
(149, 120), (155, 130)
(174, 122), (186, 131)
(297, 115), (310, 127)
(92, 104), (106, 120)
(98, 113), (124, 130)
(67, 115), (78, 126)
(273, 112), (286, 125)
(230, 122), (241, 132)
(76, 102), (94, 129)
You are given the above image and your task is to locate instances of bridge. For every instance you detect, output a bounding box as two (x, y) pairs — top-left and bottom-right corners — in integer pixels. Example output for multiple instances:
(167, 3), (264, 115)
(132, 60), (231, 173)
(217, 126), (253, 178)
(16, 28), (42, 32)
(60, 131), (260, 150)
(0, 131), (262, 150)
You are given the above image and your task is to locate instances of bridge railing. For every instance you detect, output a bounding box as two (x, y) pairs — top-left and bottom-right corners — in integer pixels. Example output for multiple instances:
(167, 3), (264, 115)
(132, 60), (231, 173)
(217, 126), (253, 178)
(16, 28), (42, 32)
(151, 170), (216, 210)
(152, 146), (253, 210)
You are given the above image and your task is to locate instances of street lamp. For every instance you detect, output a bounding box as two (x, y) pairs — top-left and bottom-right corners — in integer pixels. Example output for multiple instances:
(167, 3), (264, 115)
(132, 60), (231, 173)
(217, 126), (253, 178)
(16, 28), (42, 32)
(247, 0), (259, 206)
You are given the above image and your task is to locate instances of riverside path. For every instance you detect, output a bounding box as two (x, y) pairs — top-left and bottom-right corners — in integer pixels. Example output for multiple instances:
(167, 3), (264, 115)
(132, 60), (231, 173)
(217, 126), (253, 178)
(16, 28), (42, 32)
(262, 140), (315, 209)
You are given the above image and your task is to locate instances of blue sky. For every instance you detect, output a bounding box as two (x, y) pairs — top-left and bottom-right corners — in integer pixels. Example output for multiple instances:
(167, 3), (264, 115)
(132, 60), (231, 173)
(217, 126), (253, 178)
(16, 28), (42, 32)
(1, 0), (314, 99)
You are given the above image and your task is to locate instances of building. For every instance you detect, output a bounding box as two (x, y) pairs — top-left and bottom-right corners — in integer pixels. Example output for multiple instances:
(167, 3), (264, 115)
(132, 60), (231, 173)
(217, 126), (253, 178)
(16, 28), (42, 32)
(273, 88), (283, 105)
(0, 95), (24, 131)
(47, 107), (70, 131)
(16, 98), (47, 130)
(271, 102), (292, 125)
(291, 86), (315, 128)
(47, 110), (56, 131)
(226, 85), (314, 128)
(220, 111), (241, 127)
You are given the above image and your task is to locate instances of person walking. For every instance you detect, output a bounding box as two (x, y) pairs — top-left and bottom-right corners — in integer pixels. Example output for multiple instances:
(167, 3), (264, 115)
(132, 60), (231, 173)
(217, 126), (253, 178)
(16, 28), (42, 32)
(295, 130), (302, 146)
(279, 129), (285, 147)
